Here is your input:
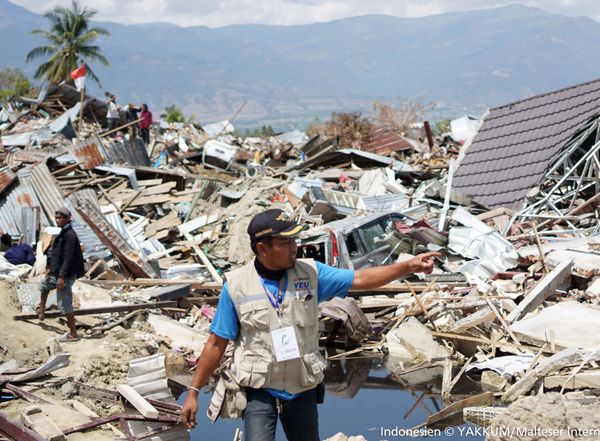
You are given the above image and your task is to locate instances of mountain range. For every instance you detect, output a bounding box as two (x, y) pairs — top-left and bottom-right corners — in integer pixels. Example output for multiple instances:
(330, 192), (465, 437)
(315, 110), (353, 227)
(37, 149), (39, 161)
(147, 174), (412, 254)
(2, 1), (600, 128)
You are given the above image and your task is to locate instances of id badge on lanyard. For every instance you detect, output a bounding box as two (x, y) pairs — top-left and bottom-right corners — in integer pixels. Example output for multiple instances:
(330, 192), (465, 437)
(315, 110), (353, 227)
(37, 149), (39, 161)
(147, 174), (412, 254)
(261, 274), (301, 362)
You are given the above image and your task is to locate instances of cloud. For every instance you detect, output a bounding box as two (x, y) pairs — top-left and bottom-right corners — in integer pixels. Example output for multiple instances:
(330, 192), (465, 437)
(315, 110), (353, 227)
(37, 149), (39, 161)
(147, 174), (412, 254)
(10, 0), (600, 27)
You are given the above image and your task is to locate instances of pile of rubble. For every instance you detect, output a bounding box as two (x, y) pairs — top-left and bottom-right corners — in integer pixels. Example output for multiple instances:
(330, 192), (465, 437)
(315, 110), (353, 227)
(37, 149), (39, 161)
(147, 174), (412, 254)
(1, 79), (600, 440)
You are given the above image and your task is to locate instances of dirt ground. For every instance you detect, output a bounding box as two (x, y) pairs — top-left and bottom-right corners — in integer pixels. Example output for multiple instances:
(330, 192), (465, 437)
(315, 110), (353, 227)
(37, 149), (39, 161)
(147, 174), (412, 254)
(0, 280), (172, 439)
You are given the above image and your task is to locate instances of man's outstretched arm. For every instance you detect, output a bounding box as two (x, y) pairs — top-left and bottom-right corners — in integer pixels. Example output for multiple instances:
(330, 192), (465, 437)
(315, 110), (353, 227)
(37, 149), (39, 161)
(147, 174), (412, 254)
(351, 251), (440, 290)
(180, 333), (229, 429)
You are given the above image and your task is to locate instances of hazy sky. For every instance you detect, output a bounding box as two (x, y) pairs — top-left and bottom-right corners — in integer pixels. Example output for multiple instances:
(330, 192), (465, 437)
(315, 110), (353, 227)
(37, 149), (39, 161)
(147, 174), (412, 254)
(11, 0), (600, 27)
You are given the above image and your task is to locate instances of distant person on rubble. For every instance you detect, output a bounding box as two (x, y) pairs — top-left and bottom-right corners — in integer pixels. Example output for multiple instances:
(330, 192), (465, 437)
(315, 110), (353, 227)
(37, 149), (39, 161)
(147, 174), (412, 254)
(1, 234), (35, 266)
(37, 207), (85, 343)
(125, 103), (140, 140)
(139, 103), (153, 145)
(106, 94), (120, 137)
(181, 208), (440, 441)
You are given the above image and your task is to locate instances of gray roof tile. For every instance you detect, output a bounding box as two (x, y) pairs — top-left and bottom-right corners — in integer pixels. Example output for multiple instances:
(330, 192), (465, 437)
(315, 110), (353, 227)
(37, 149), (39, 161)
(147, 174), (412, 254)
(454, 77), (600, 209)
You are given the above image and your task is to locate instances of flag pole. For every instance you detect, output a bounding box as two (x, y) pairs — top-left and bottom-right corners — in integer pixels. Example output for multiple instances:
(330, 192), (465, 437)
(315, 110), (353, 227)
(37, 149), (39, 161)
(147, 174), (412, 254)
(78, 84), (85, 139)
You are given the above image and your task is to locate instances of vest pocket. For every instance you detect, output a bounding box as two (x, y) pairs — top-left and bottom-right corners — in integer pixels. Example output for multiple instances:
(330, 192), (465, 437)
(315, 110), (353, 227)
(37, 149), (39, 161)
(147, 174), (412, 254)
(299, 352), (326, 387)
(234, 359), (270, 388)
(291, 297), (317, 328)
(239, 301), (271, 330)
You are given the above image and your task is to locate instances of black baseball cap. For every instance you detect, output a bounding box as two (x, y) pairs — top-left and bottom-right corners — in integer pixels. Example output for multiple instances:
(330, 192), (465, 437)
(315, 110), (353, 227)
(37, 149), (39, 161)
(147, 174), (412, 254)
(247, 209), (306, 241)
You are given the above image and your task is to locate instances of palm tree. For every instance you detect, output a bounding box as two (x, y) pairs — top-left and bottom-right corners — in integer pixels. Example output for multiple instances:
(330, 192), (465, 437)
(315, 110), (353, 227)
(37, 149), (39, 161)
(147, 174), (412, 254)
(26, 1), (110, 87)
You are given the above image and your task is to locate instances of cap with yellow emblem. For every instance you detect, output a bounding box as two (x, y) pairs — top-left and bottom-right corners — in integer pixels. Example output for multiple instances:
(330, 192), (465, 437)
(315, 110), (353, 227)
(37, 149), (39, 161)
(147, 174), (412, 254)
(247, 209), (307, 241)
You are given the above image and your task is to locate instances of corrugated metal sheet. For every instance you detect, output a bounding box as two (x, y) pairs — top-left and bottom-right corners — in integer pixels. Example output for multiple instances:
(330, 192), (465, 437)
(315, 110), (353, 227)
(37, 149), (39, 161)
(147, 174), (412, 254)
(363, 126), (417, 155)
(66, 190), (111, 260)
(28, 162), (65, 222)
(362, 193), (411, 212)
(126, 353), (189, 441)
(0, 166), (16, 196)
(0, 170), (45, 239)
(102, 138), (150, 167)
(6, 149), (50, 167)
(105, 212), (142, 251)
(454, 77), (600, 209)
(71, 136), (105, 170)
(290, 148), (418, 173)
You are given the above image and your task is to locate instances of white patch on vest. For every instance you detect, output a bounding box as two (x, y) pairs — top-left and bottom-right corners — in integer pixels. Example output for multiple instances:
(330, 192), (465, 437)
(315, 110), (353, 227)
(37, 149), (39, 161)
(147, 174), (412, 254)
(271, 326), (301, 362)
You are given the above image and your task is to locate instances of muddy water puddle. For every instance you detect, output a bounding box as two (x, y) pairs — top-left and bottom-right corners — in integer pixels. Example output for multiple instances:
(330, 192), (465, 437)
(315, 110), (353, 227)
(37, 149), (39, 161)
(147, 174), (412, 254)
(175, 355), (486, 440)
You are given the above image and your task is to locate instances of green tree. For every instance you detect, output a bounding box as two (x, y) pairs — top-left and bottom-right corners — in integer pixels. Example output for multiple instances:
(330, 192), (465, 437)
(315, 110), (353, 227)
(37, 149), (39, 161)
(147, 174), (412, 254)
(434, 118), (451, 136)
(25, 1), (110, 86)
(161, 105), (186, 123)
(0, 68), (35, 102)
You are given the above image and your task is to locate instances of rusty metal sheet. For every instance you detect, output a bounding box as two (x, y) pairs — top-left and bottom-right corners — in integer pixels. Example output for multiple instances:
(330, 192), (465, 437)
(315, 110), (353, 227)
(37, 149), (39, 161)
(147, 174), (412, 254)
(5, 149), (50, 167)
(0, 411), (46, 441)
(74, 199), (155, 278)
(0, 169), (46, 238)
(71, 138), (105, 170)
(0, 166), (16, 196)
(363, 126), (416, 155)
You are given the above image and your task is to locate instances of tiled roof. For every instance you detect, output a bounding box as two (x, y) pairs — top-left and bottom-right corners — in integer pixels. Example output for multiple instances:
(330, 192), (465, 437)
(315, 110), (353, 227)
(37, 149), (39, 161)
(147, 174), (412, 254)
(453, 78), (600, 209)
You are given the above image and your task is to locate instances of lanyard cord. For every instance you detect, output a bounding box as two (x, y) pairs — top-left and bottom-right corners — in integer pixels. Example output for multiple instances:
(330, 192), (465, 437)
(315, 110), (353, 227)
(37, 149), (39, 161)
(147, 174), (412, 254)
(260, 273), (288, 316)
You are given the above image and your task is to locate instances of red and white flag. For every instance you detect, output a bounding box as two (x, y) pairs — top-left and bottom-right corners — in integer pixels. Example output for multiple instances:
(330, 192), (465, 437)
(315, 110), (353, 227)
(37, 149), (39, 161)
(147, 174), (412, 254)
(70, 64), (86, 91)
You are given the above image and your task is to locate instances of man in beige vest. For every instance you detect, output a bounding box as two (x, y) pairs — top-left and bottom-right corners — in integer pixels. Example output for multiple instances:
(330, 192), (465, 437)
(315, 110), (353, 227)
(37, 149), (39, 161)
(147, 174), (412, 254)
(181, 209), (439, 440)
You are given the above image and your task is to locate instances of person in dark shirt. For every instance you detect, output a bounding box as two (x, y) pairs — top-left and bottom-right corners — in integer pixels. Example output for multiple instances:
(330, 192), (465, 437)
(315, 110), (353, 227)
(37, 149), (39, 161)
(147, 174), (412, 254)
(38, 207), (85, 342)
(126, 103), (140, 140)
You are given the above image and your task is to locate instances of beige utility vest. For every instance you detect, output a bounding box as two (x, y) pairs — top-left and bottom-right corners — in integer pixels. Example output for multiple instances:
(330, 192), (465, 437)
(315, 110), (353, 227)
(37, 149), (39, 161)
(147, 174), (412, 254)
(227, 259), (326, 394)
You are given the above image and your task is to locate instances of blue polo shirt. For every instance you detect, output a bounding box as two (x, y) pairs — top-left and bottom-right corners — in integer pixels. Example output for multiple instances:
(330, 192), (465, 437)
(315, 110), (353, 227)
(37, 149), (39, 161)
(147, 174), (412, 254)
(210, 261), (354, 400)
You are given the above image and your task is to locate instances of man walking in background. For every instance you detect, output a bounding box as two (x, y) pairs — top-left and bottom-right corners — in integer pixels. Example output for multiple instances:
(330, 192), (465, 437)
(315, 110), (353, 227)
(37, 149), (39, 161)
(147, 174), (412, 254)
(38, 207), (85, 343)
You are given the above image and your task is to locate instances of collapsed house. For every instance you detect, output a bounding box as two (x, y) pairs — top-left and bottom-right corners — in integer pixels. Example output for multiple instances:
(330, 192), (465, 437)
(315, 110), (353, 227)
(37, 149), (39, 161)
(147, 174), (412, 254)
(1, 77), (600, 439)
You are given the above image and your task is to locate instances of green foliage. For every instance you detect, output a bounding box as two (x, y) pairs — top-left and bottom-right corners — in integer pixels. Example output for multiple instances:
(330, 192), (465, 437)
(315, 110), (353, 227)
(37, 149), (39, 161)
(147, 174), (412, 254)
(0, 68), (35, 102)
(26, 0), (110, 86)
(237, 125), (276, 138)
(434, 118), (451, 136)
(161, 105), (186, 123)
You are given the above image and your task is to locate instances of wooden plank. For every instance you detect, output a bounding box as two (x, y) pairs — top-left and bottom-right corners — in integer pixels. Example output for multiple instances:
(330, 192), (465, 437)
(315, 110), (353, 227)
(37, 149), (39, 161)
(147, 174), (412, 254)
(137, 179), (163, 187)
(117, 385), (159, 419)
(506, 259), (573, 324)
(14, 301), (177, 320)
(140, 181), (176, 196)
(450, 307), (495, 333)
(405, 280), (439, 331)
(430, 331), (553, 354)
(178, 212), (219, 235)
(83, 279), (223, 290)
(130, 194), (171, 207)
(426, 392), (494, 426)
(182, 231), (223, 284)
(502, 347), (600, 402)
(145, 210), (181, 237)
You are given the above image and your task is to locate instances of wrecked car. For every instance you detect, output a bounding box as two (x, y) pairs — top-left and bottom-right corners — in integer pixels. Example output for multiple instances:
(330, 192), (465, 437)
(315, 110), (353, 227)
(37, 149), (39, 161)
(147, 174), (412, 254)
(297, 210), (412, 269)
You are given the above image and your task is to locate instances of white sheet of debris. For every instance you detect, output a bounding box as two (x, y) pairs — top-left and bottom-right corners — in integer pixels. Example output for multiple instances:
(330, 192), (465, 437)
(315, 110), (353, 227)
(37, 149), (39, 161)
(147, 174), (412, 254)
(449, 207), (518, 282)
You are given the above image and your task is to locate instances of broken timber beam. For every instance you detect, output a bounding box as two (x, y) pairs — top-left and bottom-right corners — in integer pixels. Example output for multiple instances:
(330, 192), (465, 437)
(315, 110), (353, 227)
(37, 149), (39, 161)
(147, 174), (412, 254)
(182, 231), (223, 284)
(502, 347), (600, 402)
(426, 391), (494, 427)
(506, 259), (573, 324)
(14, 301), (177, 321)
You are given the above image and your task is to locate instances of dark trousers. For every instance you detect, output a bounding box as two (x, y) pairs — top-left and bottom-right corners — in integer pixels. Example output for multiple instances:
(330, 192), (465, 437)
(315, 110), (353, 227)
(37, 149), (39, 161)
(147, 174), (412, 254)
(244, 388), (319, 441)
(140, 127), (150, 144)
